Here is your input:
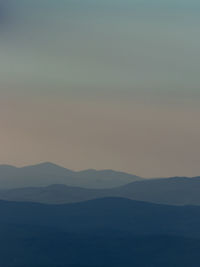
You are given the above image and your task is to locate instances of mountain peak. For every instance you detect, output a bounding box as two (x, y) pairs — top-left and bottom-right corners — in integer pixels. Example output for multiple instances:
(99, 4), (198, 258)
(19, 162), (75, 177)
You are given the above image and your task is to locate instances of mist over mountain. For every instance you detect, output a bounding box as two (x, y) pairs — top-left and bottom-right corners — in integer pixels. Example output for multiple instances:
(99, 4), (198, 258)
(1, 163), (200, 266)
(2, 175), (200, 206)
(1, 0), (200, 266)
(0, 162), (141, 189)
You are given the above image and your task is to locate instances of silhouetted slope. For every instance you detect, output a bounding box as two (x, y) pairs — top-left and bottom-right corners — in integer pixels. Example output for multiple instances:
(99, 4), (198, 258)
(1, 227), (200, 267)
(1, 197), (200, 237)
(1, 198), (200, 266)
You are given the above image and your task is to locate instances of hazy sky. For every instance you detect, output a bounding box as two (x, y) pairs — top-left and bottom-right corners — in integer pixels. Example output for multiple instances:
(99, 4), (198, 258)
(0, 0), (200, 177)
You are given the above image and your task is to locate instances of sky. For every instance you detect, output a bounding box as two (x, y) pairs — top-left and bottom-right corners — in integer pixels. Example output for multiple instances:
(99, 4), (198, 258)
(0, 0), (200, 177)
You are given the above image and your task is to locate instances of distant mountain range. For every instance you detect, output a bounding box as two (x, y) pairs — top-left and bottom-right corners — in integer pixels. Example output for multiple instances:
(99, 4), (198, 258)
(1, 176), (200, 206)
(0, 162), (141, 189)
(1, 198), (200, 266)
(1, 162), (200, 206)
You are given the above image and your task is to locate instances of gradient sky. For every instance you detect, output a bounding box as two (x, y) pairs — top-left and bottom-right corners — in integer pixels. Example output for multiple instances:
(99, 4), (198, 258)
(0, 0), (200, 177)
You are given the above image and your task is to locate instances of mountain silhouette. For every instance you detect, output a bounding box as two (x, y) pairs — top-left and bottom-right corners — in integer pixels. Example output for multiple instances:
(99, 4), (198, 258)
(0, 162), (141, 189)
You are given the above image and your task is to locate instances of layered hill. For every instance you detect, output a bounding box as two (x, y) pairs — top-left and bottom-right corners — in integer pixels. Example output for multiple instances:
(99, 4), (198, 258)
(2, 176), (200, 206)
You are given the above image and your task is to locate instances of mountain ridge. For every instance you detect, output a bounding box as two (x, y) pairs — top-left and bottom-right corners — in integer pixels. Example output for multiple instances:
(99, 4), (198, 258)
(0, 162), (141, 189)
